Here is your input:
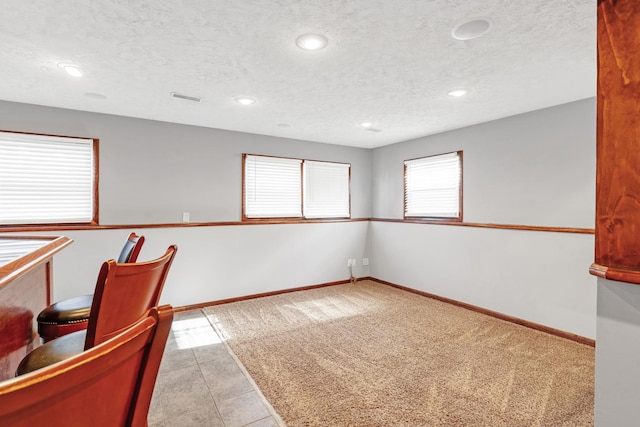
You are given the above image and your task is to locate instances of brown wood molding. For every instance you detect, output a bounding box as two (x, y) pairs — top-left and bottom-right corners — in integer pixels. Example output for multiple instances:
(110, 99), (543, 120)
(92, 138), (100, 226)
(174, 279), (351, 312)
(0, 218), (370, 233)
(0, 235), (73, 288)
(365, 277), (595, 347)
(589, 263), (640, 285)
(0, 218), (592, 235)
(588, 263), (608, 279)
(594, 1), (640, 274)
(372, 218), (594, 234)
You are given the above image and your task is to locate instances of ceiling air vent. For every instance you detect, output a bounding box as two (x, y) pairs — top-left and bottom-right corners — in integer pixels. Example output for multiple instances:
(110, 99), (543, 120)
(170, 92), (202, 102)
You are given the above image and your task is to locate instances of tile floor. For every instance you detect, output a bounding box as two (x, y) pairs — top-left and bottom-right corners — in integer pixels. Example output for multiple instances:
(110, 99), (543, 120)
(148, 309), (285, 427)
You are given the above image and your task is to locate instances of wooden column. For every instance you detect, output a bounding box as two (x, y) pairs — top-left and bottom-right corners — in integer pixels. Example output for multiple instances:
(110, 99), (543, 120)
(591, 0), (640, 283)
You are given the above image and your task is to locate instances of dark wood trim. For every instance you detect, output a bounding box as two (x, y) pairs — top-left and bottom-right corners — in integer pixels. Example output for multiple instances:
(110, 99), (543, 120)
(459, 150), (463, 221)
(0, 218), (369, 233)
(0, 218), (592, 235)
(241, 217), (307, 223)
(243, 152), (351, 167)
(0, 129), (94, 141)
(372, 218), (595, 234)
(348, 164), (352, 219)
(92, 138), (99, 226)
(590, 263), (640, 285)
(174, 279), (351, 312)
(241, 153), (247, 221)
(588, 263), (607, 279)
(403, 161), (407, 218)
(0, 235), (73, 289)
(365, 277), (595, 347)
(45, 260), (53, 306)
(0, 218), (592, 234)
(300, 159), (304, 218)
(592, 1), (640, 281)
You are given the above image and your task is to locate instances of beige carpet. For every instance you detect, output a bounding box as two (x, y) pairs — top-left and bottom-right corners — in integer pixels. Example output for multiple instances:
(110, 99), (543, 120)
(204, 281), (594, 426)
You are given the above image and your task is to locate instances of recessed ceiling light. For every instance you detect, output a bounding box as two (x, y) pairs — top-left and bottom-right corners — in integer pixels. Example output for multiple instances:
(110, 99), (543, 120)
(360, 122), (373, 128)
(451, 18), (492, 40)
(295, 33), (328, 51)
(448, 89), (469, 97)
(235, 97), (256, 105)
(58, 63), (84, 77)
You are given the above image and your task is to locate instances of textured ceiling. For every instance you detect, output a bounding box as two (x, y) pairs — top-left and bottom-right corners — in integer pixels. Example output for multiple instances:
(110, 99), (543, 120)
(0, 0), (595, 148)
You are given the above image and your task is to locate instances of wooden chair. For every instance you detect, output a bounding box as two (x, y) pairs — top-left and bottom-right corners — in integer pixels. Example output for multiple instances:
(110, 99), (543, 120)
(15, 245), (177, 376)
(37, 232), (145, 342)
(0, 305), (173, 427)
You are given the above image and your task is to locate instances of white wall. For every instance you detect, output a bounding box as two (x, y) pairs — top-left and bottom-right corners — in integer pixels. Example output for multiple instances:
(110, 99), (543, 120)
(0, 100), (372, 223)
(595, 278), (640, 426)
(0, 100), (372, 306)
(9, 223), (370, 307)
(373, 98), (595, 228)
(0, 99), (598, 339)
(370, 222), (595, 337)
(370, 98), (597, 338)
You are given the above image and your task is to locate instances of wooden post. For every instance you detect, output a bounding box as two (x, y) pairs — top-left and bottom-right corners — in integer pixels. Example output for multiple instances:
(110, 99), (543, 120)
(591, 0), (640, 283)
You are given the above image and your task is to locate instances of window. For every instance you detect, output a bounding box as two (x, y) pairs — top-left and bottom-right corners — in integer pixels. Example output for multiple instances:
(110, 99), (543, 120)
(244, 155), (302, 218)
(243, 154), (350, 219)
(304, 161), (350, 218)
(404, 151), (462, 220)
(0, 131), (98, 225)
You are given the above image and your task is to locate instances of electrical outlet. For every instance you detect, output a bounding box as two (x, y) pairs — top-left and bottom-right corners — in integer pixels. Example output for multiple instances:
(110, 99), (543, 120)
(347, 259), (356, 267)
(362, 258), (369, 266)
(182, 212), (190, 223)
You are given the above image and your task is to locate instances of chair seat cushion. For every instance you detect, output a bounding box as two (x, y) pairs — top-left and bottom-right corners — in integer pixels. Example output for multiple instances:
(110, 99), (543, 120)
(15, 330), (86, 376)
(37, 294), (93, 324)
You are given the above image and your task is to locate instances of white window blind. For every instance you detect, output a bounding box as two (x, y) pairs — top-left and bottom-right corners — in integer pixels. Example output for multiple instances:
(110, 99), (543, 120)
(0, 131), (95, 225)
(244, 155), (302, 218)
(303, 161), (350, 218)
(404, 151), (462, 219)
